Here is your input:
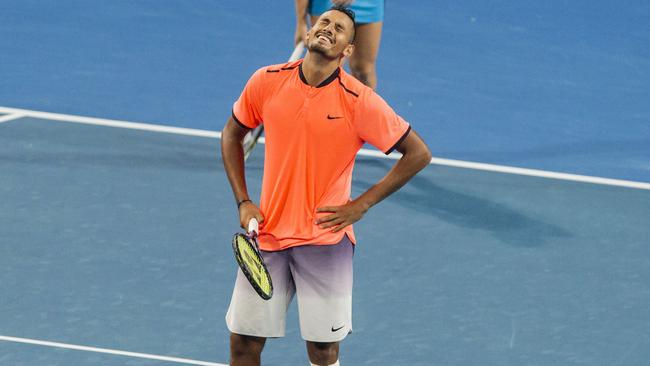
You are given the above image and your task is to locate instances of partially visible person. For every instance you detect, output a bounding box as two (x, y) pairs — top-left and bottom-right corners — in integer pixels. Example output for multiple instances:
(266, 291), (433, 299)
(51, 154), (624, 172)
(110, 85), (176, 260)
(295, 0), (384, 89)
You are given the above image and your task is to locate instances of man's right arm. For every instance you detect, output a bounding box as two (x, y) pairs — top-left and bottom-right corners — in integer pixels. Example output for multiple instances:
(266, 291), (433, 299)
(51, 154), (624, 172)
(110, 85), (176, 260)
(221, 116), (264, 228)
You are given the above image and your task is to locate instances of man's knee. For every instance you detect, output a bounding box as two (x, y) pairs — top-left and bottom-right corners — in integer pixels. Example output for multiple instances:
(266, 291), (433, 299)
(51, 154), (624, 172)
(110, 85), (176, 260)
(230, 333), (265, 359)
(306, 341), (339, 366)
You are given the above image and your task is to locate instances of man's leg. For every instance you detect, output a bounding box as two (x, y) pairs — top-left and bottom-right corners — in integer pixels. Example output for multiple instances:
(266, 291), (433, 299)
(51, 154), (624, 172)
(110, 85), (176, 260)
(226, 250), (293, 365)
(306, 341), (340, 366)
(230, 333), (266, 366)
(289, 236), (353, 365)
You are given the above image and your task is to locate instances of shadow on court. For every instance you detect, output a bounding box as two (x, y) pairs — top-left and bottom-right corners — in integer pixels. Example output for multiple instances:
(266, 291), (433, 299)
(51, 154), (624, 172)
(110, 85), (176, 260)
(353, 158), (571, 247)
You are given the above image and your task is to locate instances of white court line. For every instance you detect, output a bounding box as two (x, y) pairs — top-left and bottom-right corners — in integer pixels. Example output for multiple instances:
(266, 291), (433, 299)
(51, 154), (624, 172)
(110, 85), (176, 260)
(1, 105), (649, 191)
(0, 107), (219, 139)
(0, 335), (227, 366)
(0, 113), (25, 124)
(428, 157), (650, 190)
(361, 149), (649, 190)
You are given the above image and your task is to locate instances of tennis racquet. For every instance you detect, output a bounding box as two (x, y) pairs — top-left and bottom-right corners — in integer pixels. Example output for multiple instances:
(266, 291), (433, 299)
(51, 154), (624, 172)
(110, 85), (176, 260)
(243, 42), (306, 161)
(231, 218), (273, 300)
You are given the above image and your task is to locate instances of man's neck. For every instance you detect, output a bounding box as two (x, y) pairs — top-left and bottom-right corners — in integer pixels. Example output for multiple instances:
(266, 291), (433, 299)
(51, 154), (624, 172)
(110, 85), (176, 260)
(301, 51), (341, 87)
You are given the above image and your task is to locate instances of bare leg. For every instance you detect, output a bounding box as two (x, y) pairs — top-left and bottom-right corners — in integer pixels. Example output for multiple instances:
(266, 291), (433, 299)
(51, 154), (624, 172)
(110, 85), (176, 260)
(348, 22), (383, 89)
(230, 333), (266, 366)
(306, 341), (340, 366)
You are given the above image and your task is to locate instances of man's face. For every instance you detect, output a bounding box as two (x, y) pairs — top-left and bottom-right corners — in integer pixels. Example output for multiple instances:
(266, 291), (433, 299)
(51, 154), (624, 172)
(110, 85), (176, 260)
(306, 10), (354, 60)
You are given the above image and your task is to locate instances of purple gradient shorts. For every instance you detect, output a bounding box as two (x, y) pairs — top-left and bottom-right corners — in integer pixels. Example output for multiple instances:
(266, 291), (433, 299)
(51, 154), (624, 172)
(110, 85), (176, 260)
(226, 235), (354, 342)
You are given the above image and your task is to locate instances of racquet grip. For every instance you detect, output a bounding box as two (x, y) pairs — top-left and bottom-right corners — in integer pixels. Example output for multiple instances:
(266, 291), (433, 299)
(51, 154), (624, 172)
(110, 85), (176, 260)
(290, 42), (305, 62)
(248, 218), (259, 235)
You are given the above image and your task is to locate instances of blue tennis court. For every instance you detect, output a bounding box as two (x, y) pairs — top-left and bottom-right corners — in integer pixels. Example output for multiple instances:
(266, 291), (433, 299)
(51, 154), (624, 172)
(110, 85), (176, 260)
(2, 113), (649, 365)
(2, 1), (650, 365)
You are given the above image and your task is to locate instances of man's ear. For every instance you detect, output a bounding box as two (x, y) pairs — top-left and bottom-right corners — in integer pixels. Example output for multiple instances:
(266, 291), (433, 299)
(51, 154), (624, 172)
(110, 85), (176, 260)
(304, 29), (312, 44)
(343, 43), (355, 58)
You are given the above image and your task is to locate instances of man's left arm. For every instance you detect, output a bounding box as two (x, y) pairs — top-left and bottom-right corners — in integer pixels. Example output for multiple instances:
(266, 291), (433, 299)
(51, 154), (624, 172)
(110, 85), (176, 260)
(316, 129), (431, 231)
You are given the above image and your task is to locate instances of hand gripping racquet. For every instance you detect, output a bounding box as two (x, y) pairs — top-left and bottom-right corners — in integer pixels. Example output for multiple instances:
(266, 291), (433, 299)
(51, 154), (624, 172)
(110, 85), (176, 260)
(231, 218), (273, 300)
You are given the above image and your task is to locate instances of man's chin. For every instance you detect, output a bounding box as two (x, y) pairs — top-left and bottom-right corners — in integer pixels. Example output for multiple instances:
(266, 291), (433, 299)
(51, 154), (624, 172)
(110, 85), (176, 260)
(309, 42), (326, 53)
(308, 44), (337, 60)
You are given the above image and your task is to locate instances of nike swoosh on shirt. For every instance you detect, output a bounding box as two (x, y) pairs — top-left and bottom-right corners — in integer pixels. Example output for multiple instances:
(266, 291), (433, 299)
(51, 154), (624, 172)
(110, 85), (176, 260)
(331, 325), (345, 332)
(327, 115), (343, 120)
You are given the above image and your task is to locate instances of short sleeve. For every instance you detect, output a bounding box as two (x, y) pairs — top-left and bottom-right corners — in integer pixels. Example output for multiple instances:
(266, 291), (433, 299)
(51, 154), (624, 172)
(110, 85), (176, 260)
(353, 89), (411, 154)
(232, 67), (266, 129)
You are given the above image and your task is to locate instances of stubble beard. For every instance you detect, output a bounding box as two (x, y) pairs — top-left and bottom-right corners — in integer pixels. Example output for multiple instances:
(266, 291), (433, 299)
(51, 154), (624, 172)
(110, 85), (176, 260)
(308, 41), (339, 61)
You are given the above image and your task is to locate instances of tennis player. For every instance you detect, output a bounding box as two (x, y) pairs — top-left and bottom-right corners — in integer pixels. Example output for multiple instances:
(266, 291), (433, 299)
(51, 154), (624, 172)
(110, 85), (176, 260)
(295, 0), (384, 89)
(221, 6), (431, 366)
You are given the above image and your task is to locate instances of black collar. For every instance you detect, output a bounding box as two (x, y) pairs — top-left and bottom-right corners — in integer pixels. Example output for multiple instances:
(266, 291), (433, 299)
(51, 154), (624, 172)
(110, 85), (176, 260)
(299, 62), (340, 88)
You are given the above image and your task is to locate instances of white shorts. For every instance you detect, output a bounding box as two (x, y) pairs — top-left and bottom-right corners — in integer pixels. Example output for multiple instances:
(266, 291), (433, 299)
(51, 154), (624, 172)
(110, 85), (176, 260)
(226, 235), (353, 342)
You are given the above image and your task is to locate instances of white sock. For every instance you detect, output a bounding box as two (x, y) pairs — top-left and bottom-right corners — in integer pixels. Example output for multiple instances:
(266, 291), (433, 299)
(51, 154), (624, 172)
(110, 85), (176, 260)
(310, 360), (339, 366)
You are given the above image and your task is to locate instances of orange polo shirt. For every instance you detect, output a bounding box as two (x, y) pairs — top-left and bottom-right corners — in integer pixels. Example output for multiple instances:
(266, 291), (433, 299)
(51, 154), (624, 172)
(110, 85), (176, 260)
(232, 59), (411, 251)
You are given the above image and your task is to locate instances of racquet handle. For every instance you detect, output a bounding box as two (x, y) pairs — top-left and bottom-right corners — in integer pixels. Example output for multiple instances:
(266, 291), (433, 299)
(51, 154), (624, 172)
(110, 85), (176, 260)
(248, 218), (259, 236)
(290, 42), (305, 62)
